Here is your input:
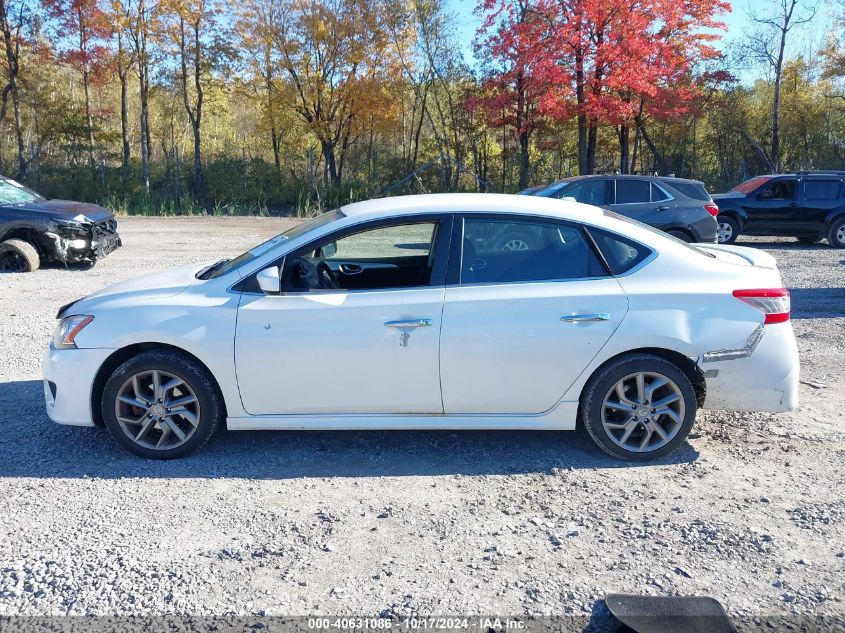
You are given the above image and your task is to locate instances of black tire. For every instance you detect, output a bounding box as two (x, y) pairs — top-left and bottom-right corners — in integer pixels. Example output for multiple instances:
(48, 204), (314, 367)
(101, 350), (223, 459)
(0, 238), (40, 272)
(827, 217), (845, 249)
(796, 236), (823, 245)
(716, 215), (739, 244)
(666, 229), (692, 243)
(580, 353), (697, 461)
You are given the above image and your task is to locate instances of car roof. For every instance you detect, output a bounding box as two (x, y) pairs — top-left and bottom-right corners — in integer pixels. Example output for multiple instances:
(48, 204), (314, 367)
(340, 193), (606, 223)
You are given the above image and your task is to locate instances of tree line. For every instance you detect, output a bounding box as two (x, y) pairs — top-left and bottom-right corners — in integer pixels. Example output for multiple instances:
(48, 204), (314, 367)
(0, 0), (841, 215)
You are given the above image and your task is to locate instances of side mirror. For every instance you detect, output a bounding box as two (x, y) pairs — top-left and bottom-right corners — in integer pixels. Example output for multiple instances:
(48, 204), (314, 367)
(320, 241), (338, 258)
(256, 266), (280, 295)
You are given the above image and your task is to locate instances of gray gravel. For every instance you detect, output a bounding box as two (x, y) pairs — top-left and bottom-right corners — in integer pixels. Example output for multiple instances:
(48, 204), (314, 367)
(0, 218), (843, 628)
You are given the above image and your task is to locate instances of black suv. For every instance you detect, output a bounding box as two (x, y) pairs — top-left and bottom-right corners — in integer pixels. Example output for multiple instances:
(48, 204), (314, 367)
(521, 175), (718, 243)
(712, 172), (845, 247)
(0, 176), (121, 272)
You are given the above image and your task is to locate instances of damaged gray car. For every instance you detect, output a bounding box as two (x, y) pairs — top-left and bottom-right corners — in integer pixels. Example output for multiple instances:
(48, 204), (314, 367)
(0, 177), (121, 273)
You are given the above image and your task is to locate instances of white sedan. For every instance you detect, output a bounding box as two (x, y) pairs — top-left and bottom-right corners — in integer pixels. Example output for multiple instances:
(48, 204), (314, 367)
(43, 194), (799, 460)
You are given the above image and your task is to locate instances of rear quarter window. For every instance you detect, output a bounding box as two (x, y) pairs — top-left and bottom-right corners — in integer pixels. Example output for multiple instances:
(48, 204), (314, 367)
(663, 180), (711, 202)
(587, 226), (653, 275)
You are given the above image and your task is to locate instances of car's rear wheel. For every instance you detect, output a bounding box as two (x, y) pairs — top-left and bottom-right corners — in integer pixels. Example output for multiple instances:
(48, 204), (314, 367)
(0, 238), (40, 273)
(828, 217), (845, 249)
(716, 216), (739, 244)
(581, 354), (697, 461)
(494, 231), (536, 252)
(101, 350), (222, 459)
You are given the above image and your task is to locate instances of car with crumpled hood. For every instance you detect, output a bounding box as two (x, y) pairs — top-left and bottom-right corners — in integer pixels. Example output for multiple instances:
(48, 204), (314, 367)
(0, 176), (121, 273)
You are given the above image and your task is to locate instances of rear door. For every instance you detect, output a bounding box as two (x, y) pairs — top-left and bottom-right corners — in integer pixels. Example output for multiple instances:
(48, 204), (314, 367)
(610, 178), (675, 230)
(439, 215), (629, 415)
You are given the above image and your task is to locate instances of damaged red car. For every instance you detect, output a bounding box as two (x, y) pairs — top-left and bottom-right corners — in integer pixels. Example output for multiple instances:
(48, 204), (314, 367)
(0, 176), (121, 272)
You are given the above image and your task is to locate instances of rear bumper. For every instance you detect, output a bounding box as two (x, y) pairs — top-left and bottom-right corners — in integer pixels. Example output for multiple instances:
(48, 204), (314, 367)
(43, 346), (114, 426)
(698, 322), (799, 412)
(689, 214), (718, 243)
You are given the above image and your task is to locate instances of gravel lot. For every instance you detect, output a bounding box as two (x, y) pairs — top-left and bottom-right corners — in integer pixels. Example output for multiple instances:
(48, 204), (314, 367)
(0, 216), (843, 630)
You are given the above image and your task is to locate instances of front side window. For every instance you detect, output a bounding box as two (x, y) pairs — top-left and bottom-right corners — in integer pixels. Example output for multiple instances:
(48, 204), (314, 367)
(282, 221), (440, 292)
(461, 218), (607, 284)
(614, 179), (651, 204)
(804, 180), (840, 201)
(759, 179), (797, 200)
(561, 179), (609, 205)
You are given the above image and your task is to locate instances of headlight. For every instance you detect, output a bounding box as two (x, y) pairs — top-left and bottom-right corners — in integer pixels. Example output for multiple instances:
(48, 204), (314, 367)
(52, 315), (94, 349)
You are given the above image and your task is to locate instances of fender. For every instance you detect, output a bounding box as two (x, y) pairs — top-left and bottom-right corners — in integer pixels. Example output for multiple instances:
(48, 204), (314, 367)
(823, 205), (845, 227)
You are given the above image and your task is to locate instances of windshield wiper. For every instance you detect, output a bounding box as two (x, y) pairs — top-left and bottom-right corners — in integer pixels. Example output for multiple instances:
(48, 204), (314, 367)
(196, 258), (230, 280)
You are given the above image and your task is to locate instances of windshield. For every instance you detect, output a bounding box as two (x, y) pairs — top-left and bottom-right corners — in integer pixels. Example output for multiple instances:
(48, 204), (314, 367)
(199, 209), (345, 280)
(730, 176), (772, 195)
(602, 209), (715, 258)
(0, 178), (43, 205)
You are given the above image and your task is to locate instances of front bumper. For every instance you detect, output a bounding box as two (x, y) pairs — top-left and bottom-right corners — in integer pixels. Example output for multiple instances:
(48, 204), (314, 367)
(45, 220), (122, 264)
(43, 346), (114, 426)
(698, 322), (799, 412)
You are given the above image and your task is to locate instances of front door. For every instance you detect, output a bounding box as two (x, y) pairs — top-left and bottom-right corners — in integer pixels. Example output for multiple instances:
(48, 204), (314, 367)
(440, 216), (629, 414)
(235, 216), (451, 416)
(743, 178), (801, 233)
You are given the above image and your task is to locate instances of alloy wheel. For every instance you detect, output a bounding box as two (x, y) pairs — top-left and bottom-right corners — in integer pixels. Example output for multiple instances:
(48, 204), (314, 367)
(114, 369), (201, 450)
(601, 371), (686, 453)
(717, 222), (733, 244)
(837, 223), (845, 244)
(502, 239), (530, 251)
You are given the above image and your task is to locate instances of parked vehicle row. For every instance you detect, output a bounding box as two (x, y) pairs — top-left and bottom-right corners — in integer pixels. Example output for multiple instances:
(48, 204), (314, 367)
(44, 194), (799, 461)
(523, 170), (845, 248)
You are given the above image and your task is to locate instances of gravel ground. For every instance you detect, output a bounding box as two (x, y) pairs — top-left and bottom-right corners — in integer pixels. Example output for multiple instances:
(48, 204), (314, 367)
(0, 217), (843, 630)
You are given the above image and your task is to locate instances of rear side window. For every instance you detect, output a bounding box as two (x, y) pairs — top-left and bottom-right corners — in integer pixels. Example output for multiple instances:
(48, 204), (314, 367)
(664, 180), (711, 202)
(615, 179), (651, 204)
(587, 227), (652, 275)
(461, 218), (607, 284)
(650, 183), (671, 202)
(804, 180), (840, 201)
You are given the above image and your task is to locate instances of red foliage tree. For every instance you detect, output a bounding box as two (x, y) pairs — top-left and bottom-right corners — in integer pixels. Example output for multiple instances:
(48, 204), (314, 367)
(474, 0), (730, 178)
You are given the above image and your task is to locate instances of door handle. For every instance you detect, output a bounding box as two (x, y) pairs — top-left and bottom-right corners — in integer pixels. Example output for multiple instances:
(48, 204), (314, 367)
(656, 206), (670, 212)
(385, 319), (433, 329)
(339, 263), (364, 275)
(560, 313), (610, 323)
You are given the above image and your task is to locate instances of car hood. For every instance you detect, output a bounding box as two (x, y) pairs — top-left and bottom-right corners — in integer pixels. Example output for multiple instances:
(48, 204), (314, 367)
(62, 261), (213, 316)
(3, 199), (114, 223)
(711, 191), (745, 201)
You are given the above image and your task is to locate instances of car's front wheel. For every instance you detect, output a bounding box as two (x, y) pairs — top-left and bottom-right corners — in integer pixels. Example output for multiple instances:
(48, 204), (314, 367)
(581, 354), (697, 461)
(0, 238), (40, 272)
(828, 217), (845, 249)
(101, 350), (222, 459)
(716, 215), (739, 244)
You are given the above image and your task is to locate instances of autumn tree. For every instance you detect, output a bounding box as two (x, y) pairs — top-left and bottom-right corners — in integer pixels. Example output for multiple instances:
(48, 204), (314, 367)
(746, 0), (817, 172)
(43, 0), (110, 184)
(0, 0), (29, 179)
(160, 0), (228, 197)
(274, 0), (396, 186)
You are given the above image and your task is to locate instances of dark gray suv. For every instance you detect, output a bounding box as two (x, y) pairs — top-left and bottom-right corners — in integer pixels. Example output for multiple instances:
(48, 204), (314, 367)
(521, 175), (718, 243)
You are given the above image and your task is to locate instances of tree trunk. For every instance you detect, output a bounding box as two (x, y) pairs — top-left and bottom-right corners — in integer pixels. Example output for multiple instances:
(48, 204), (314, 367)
(575, 51), (587, 175)
(321, 140), (339, 185)
(515, 70), (530, 190)
(119, 69), (130, 172)
(618, 125), (630, 174)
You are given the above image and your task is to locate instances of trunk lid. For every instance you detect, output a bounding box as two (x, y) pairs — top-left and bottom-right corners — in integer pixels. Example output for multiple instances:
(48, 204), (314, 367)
(695, 243), (777, 269)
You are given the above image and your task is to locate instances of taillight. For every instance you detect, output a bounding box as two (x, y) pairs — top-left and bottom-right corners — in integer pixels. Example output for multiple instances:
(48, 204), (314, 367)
(732, 288), (790, 324)
(704, 203), (719, 217)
